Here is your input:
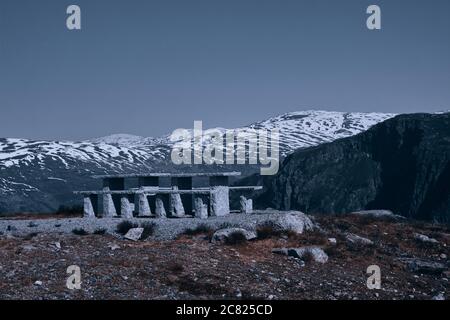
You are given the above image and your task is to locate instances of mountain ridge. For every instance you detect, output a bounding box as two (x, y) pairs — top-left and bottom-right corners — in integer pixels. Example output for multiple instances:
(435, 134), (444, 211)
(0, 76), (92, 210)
(254, 112), (450, 223)
(0, 110), (395, 213)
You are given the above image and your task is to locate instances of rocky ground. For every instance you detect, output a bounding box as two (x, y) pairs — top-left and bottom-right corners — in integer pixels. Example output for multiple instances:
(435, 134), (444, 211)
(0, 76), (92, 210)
(0, 211), (448, 300)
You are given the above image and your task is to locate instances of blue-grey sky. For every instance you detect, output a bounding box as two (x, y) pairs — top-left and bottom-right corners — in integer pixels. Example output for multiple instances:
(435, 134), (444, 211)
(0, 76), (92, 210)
(0, 0), (449, 140)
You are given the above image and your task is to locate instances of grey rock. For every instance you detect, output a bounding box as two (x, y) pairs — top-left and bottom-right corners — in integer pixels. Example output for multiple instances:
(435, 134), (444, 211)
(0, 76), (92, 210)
(124, 228), (144, 241)
(400, 258), (446, 275)
(108, 243), (120, 251)
(345, 233), (374, 246)
(257, 211), (315, 234)
(350, 210), (405, 220)
(21, 244), (37, 251)
(432, 293), (445, 300)
(414, 233), (439, 244)
(211, 228), (257, 243)
(328, 238), (337, 245)
(272, 248), (289, 255)
(272, 246), (328, 263)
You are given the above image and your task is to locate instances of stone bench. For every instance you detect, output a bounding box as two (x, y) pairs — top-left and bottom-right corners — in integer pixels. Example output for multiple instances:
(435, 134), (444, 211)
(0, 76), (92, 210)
(74, 186), (261, 219)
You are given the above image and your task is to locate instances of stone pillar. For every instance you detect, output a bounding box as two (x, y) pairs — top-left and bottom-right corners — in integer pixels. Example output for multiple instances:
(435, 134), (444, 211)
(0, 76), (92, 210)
(194, 197), (208, 219)
(121, 196), (133, 219)
(90, 194), (99, 217)
(155, 196), (167, 218)
(102, 187), (117, 218)
(103, 178), (125, 215)
(137, 193), (152, 217)
(83, 196), (95, 218)
(240, 196), (253, 214)
(138, 177), (159, 213)
(170, 186), (185, 217)
(210, 186), (230, 217)
(171, 177), (193, 215)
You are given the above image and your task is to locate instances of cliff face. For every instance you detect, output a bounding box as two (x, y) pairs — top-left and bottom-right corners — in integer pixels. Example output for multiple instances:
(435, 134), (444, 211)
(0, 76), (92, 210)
(257, 113), (450, 223)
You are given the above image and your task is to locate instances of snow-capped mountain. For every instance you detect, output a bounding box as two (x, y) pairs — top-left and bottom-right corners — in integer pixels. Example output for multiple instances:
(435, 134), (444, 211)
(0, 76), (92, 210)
(0, 110), (395, 213)
(248, 110), (396, 154)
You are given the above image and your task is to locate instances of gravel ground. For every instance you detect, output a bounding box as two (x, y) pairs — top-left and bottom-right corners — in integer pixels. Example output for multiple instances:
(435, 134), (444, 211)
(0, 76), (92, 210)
(0, 211), (292, 240)
(0, 214), (448, 300)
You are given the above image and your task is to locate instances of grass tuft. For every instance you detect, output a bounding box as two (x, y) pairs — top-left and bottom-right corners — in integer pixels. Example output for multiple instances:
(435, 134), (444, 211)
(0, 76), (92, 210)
(93, 228), (107, 235)
(140, 222), (156, 240)
(224, 231), (248, 246)
(116, 220), (138, 235)
(72, 228), (88, 236)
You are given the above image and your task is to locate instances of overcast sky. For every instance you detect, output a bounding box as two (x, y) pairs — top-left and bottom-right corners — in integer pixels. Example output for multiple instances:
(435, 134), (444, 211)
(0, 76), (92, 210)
(0, 0), (449, 141)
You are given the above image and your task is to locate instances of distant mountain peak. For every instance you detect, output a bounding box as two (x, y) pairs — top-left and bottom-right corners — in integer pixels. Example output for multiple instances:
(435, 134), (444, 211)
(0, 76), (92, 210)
(0, 110), (398, 213)
(88, 133), (146, 145)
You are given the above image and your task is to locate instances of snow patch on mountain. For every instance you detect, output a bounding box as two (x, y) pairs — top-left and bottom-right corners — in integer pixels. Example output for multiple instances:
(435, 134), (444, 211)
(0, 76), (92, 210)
(0, 110), (396, 170)
(248, 110), (396, 154)
(0, 110), (398, 212)
(88, 133), (147, 146)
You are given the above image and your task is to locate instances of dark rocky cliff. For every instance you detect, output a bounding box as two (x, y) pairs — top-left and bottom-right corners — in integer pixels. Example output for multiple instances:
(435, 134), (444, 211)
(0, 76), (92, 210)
(255, 113), (450, 223)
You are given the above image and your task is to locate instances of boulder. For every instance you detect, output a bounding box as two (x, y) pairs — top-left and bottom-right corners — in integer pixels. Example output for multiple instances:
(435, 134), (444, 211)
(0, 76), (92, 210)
(272, 248), (289, 255)
(124, 228), (144, 241)
(414, 233), (439, 244)
(328, 238), (337, 245)
(108, 243), (120, 251)
(432, 293), (445, 301)
(50, 242), (61, 250)
(345, 233), (374, 246)
(400, 258), (446, 275)
(350, 210), (405, 220)
(21, 244), (37, 251)
(272, 246), (328, 264)
(257, 211), (315, 235)
(211, 228), (257, 243)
